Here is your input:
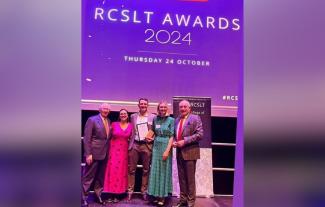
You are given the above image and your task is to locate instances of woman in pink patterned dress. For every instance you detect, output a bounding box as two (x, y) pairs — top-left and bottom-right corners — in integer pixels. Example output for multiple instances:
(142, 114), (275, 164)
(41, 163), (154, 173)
(104, 109), (132, 203)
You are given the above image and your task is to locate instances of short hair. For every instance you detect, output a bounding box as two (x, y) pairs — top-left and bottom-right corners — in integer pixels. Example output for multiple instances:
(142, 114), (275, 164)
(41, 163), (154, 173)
(138, 98), (149, 104)
(179, 100), (191, 108)
(99, 102), (111, 111)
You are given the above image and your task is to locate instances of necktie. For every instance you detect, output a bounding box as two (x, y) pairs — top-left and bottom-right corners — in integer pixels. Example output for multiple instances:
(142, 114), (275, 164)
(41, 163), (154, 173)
(103, 118), (109, 138)
(177, 118), (184, 141)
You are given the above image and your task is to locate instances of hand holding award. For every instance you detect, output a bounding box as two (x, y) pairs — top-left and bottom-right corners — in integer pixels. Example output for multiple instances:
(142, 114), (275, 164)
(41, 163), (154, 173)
(145, 129), (155, 142)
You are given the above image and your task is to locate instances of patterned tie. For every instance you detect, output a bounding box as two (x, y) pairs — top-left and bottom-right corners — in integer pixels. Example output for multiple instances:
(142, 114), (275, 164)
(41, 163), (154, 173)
(177, 118), (184, 141)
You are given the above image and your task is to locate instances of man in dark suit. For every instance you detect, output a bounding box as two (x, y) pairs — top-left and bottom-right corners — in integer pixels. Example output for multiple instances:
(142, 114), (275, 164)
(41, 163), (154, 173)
(173, 100), (203, 207)
(127, 98), (156, 201)
(82, 103), (111, 206)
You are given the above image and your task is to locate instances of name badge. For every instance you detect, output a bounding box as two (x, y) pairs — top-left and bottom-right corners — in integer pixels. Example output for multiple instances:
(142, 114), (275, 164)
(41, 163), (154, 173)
(156, 125), (161, 129)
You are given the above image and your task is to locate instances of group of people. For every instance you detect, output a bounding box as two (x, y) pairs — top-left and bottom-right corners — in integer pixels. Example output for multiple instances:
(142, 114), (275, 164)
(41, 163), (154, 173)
(82, 98), (203, 207)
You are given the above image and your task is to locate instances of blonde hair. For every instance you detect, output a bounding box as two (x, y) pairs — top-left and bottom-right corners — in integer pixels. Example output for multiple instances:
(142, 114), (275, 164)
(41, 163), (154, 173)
(157, 101), (169, 116)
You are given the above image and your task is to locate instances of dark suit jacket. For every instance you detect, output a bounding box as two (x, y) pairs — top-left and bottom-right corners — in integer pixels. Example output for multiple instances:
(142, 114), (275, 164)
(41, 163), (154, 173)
(128, 112), (156, 150)
(83, 114), (111, 160)
(175, 114), (203, 160)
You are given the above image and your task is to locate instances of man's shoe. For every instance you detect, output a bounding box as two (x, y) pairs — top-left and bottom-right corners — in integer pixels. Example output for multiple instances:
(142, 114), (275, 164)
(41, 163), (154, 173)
(127, 193), (132, 201)
(173, 202), (188, 207)
(143, 193), (148, 201)
(96, 196), (106, 205)
(81, 199), (88, 207)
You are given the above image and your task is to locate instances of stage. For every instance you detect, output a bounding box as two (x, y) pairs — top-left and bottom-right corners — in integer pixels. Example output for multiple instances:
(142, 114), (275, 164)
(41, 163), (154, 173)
(86, 193), (232, 207)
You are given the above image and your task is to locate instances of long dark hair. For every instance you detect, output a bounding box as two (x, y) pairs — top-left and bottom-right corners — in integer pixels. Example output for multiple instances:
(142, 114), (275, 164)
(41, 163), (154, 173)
(118, 108), (129, 122)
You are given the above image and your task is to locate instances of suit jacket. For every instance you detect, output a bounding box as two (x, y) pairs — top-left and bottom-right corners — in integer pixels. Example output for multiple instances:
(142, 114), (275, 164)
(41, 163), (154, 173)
(83, 114), (111, 160)
(128, 112), (156, 150)
(175, 114), (203, 160)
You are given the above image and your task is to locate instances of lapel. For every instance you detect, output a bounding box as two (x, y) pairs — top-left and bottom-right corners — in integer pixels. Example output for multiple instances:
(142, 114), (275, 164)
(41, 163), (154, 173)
(182, 114), (191, 135)
(133, 113), (139, 126)
(175, 117), (180, 127)
(175, 117), (180, 133)
(96, 114), (106, 136)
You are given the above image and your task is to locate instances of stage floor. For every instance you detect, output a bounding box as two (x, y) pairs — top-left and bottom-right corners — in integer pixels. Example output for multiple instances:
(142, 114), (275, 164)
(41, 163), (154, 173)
(86, 193), (232, 207)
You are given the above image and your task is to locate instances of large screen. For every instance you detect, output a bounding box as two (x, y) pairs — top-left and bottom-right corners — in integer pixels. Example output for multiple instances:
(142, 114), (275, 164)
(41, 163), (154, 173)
(82, 0), (242, 116)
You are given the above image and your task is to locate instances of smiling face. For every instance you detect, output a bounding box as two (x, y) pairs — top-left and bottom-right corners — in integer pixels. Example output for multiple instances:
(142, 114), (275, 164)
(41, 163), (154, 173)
(99, 103), (110, 118)
(158, 102), (168, 117)
(138, 99), (148, 114)
(179, 100), (191, 118)
(119, 109), (128, 122)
